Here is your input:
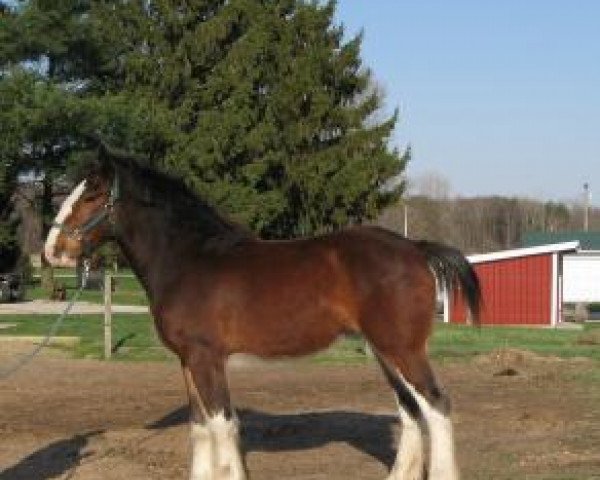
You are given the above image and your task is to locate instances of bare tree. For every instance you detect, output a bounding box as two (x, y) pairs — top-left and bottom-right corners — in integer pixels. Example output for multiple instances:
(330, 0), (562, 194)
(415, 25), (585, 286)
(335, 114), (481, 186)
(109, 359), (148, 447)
(376, 192), (590, 254)
(409, 171), (453, 200)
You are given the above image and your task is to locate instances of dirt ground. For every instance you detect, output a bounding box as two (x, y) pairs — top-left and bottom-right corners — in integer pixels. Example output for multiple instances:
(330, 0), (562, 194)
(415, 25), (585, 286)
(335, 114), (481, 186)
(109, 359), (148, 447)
(1, 347), (599, 480)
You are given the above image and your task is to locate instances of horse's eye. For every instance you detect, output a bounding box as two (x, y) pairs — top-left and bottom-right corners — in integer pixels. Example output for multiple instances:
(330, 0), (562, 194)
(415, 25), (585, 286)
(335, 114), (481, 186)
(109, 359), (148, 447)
(82, 183), (103, 201)
(83, 176), (104, 200)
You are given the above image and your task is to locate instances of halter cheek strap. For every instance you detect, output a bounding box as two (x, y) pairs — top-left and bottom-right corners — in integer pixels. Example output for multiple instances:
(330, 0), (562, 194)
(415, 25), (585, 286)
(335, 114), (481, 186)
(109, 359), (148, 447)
(52, 174), (120, 240)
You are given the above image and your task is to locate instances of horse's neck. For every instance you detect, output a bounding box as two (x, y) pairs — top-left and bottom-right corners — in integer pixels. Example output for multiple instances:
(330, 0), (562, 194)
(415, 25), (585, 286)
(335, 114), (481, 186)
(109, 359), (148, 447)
(113, 202), (174, 303)
(112, 193), (233, 304)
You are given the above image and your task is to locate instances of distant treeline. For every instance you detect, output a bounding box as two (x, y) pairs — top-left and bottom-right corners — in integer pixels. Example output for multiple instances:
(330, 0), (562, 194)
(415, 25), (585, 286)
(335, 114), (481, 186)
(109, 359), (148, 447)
(377, 196), (600, 254)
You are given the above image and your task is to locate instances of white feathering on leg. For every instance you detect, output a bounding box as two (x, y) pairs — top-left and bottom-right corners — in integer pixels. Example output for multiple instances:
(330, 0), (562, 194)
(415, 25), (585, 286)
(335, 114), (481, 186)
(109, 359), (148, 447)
(209, 412), (246, 480)
(387, 401), (424, 480)
(426, 407), (458, 480)
(190, 421), (214, 480)
(189, 412), (247, 480)
(401, 378), (459, 480)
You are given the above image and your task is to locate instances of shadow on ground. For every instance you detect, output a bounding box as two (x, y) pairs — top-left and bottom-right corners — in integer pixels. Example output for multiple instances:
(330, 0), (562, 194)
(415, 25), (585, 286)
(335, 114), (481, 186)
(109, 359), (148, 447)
(0, 430), (103, 480)
(1, 406), (398, 479)
(148, 405), (398, 469)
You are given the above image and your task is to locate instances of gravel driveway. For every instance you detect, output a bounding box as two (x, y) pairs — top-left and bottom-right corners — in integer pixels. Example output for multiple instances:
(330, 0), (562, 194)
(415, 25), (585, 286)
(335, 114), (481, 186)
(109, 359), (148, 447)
(0, 299), (148, 315)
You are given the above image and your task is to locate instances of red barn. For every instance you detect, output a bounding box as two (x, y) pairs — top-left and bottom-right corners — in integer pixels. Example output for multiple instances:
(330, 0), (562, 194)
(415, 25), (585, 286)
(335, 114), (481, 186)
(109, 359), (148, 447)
(447, 241), (579, 326)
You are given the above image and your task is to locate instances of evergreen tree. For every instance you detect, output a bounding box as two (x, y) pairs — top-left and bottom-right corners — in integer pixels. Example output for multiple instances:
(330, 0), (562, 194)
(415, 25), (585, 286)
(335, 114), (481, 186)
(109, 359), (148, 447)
(1, 0), (407, 241)
(0, 69), (28, 271)
(0, 0), (103, 279)
(93, 0), (407, 237)
(0, 154), (19, 272)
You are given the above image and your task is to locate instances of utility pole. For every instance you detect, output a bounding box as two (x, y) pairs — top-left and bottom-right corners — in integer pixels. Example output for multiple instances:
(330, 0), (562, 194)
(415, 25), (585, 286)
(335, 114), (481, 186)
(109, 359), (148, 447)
(583, 183), (590, 232)
(403, 203), (408, 237)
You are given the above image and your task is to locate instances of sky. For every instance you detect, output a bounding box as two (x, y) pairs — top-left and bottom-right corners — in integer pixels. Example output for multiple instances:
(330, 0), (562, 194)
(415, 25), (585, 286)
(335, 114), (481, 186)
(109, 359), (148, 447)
(334, 1), (600, 204)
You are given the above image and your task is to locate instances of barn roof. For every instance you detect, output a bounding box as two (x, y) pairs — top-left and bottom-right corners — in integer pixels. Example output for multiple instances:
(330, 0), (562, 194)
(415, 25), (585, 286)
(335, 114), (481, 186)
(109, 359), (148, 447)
(523, 231), (600, 250)
(468, 241), (579, 264)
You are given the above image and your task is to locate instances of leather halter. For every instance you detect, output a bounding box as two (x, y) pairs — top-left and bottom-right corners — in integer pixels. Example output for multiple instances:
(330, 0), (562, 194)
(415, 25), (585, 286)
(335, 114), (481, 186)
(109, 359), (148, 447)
(52, 174), (120, 241)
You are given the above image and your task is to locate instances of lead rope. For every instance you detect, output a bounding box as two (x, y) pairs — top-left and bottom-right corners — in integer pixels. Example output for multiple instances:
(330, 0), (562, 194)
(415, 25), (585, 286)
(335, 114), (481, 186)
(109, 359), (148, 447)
(0, 260), (91, 380)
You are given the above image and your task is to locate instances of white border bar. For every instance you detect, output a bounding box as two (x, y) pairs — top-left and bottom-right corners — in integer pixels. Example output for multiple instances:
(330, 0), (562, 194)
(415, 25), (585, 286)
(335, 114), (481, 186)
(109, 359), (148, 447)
(550, 252), (559, 326)
(468, 241), (579, 264)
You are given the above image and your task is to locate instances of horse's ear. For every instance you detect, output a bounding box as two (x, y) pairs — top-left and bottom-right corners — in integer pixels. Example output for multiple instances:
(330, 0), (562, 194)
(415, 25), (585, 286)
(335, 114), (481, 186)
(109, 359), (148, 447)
(84, 131), (145, 170)
(82, 131), (114, 169)
(97, 138), (113, 170)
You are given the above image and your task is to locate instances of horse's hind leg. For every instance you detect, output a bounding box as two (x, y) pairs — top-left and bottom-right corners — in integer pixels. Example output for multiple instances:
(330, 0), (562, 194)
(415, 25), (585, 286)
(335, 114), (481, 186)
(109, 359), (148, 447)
(181, 344), (247, 480)
(374, 348), (458, 480)
(375, 351), (426, 480)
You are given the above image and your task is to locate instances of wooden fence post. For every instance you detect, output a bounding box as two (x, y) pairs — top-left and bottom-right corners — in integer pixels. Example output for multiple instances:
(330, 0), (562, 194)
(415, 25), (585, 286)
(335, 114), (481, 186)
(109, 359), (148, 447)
(104, 272), (112, 360)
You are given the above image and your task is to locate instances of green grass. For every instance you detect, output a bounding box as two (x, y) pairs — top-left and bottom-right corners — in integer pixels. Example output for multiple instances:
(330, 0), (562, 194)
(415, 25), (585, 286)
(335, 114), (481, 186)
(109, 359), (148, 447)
(1, 313), (599, 363)
(26, 274), (148, 306)
(309, 335), (370, 364)
(429, 323), (600, 362)
(0, 313), (173, 361)
(313, 323), (600, 365)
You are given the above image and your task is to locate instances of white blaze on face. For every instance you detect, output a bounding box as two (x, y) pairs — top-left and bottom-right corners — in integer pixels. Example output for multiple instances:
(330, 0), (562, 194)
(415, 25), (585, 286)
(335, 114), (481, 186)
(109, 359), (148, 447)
(44, 180), (87, 268)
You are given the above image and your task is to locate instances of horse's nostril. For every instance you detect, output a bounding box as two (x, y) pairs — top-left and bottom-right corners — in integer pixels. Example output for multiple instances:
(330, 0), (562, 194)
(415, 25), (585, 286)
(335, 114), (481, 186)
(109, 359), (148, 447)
(43, 246), (55, 263)
(44, 242), (68, 266)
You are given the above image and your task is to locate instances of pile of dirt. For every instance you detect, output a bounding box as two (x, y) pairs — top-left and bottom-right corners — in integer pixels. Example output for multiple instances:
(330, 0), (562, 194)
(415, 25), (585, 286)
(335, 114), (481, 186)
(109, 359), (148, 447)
(473, 348), (564, 377)
(475, 347), (559, 366)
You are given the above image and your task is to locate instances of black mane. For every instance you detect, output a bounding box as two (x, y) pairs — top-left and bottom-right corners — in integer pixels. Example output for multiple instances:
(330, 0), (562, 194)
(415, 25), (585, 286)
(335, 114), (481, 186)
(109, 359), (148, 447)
(98, 145), (255, 251)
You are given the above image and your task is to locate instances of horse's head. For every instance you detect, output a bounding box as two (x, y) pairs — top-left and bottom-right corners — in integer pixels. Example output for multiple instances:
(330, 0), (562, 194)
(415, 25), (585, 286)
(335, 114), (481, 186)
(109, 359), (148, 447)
(44, 150), (118, 268)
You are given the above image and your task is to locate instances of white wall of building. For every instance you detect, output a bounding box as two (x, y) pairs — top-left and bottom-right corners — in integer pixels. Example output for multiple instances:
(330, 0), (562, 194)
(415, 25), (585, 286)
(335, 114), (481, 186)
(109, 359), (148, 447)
(563, 252), (600, 303)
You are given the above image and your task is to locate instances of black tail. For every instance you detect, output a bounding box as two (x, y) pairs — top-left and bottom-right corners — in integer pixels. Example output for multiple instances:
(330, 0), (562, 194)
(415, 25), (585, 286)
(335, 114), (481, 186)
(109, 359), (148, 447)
(415, 240), (482, 324)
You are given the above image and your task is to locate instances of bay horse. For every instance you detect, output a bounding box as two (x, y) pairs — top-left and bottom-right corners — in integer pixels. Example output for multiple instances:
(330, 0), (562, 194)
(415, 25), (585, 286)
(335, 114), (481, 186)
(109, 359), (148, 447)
(44, 142), (481, 480)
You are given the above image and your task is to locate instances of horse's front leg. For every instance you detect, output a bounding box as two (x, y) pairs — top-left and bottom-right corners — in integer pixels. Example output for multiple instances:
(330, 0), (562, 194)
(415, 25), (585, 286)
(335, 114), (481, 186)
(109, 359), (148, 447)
(181, 344), (247, 480)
